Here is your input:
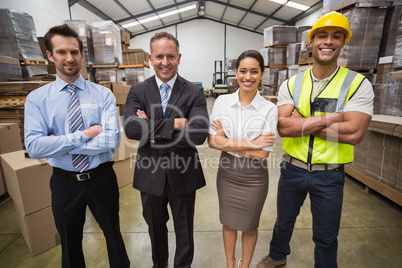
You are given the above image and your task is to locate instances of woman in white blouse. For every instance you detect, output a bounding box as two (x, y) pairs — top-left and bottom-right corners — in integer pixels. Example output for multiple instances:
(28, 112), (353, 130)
(208, 50), (278, 268)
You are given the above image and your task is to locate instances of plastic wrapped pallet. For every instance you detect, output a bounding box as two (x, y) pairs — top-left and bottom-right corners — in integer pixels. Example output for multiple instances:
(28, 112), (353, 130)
(270, 47), (286, 66)
(262, 85), (276, 96)
(122, 49), (148, 65)
(288, 65), (299, 77)
(300, 29), (310, 52)
(124, 67), (150, 85)
(278, 70), (288, 87)
(382, 73), (402, 117)
(65, 20), (95, 64)
(393, 24), (402, 69)
(373, 83), (386, 115)
(0, 9), (44, 60)
(338, 8), (386, 69)
(260, 48), (269, 66)
(287, 43), (301, 66)
(227, 77), (237, 87)
(227, 58), (237, 72)
(261, 47), (286, 66)
(0, 56), (22, 81)
(0, 9), (47, 78)
(92, 21), (122, 65)
(297, 26), (311, 42)
(379, 5), (402, 57)
(262, 68), (285, 86)
(263, 26), (297, 47)
(95, 68), (123, 83)
(21, 65), (47, 78)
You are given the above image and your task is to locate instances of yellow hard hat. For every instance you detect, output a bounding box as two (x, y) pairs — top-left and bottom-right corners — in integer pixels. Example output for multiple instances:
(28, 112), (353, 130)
(307, 11), (352, 44)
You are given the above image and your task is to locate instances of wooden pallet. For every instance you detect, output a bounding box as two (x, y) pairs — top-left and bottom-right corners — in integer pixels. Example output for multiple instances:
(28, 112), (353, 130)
(20, 59), (48, 65)
(345, 165), (402, 206)
(0, 95), (26, 106)
(264, 45), (289, 48)
(267, 65), (287, 69)
(299, 49), (313, 66)
(118, 62), (150, 69)
(89, 64), (119, 68)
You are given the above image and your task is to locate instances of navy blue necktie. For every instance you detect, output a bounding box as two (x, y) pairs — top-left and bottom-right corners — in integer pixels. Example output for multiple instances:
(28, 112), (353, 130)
(67, 84), (89, 172)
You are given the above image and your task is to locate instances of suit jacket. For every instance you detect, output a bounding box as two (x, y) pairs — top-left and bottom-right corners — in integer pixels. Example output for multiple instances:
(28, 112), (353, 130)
(123, 75), (209, 196)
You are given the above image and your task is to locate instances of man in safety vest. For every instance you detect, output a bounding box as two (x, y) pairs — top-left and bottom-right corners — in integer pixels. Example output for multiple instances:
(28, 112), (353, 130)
(257, 11), (374, 268)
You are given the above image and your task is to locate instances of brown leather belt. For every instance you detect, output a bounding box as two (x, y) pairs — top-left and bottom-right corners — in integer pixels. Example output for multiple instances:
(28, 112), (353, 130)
(53, 161), (112, 181)
(282, 154), (342, 172)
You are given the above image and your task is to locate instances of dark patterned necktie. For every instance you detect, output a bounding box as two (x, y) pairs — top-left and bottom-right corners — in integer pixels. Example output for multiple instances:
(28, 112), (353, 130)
(67, 84), (89, 172)
(160, 83), (170, 116)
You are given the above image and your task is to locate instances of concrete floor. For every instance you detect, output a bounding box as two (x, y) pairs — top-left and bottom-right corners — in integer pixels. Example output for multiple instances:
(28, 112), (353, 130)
(1, 97), (402, 268)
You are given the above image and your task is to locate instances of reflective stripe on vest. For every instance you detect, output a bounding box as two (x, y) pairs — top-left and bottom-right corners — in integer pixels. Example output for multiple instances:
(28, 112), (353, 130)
(283, 67), (365, 164)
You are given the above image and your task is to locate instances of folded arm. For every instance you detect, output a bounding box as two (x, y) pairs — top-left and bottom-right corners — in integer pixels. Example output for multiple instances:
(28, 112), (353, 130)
(123, 86), (209, 149)
(69, 96), (120, 155)
(24, 97), (88, 159)
(313, 111), (371, 145)
(277, 104), (343, 138)
(208, 120), (275, 160)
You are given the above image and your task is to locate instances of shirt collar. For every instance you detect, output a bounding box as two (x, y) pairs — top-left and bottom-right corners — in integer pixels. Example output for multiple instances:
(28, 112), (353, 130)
(311, 66), (339, 82)
(56, 75), (85, 91)
(155, 74), (177, 90)
(230, 88), (261, 110)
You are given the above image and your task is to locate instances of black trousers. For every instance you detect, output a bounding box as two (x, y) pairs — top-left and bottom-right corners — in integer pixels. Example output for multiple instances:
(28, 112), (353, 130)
(141, 183), (196, 268)
(50, 163), (130, 268)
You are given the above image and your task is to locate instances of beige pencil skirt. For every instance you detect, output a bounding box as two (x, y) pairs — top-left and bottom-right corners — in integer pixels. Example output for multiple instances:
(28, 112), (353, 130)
(216, 151), (269, 232)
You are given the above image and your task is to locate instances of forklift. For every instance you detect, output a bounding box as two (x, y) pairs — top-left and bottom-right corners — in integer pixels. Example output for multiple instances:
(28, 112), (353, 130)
(211, 60), (228, 98)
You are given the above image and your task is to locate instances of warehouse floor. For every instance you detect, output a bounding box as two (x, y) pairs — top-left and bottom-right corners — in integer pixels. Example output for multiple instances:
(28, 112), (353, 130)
(0, 97), (402, 268)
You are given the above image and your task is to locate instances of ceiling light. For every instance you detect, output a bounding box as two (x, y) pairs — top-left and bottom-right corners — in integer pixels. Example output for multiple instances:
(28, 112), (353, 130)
(122, 21), (139, 28)
(122, 4), (197, 28)
(198, 1), (205, 16)
(270, 0), (287, 4)
(286, 1), (309, 10)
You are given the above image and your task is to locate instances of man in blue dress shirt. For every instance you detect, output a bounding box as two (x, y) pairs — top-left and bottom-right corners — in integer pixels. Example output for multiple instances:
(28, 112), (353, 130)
(24, 24), (130, 268)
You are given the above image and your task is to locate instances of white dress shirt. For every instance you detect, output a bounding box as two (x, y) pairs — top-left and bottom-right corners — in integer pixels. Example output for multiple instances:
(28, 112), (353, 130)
(209, 89), (278, 157)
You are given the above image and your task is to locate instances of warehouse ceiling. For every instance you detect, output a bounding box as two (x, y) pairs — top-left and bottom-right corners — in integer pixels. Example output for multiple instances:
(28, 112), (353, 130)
(69, 0), (322, 37)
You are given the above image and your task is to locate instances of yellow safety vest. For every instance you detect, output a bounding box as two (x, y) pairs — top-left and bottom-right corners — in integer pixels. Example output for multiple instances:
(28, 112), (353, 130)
(283, 67), (366, 164)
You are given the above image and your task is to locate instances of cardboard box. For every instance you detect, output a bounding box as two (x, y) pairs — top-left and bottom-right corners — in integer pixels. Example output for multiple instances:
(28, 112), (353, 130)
(114, 93), (128, 105)
(365, 157), (382, 178)
(113, 158), (134, 188)
(122, 49), (148, 65)
(396, 168), (402, 192)
(112, 81), (127, 94)
(113, 128), (138, 162)
(14, 204), (60, 256)
(0, 123), (23, 154)
(0, 150), (52, 215)
(380, 163), (398, 187)
(369, 115), (402, 136)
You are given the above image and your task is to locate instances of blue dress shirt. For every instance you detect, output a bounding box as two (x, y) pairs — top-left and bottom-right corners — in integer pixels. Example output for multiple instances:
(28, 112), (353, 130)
(24, 75), (120, 172)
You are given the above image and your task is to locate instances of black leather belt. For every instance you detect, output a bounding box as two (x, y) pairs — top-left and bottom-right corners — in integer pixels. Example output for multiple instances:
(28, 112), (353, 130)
(53, 161), (112, 181)
(282, 154), (342, 172)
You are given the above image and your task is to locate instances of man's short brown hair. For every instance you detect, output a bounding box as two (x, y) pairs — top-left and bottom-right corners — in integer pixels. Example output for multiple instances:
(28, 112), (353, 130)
(44, 24), (83, 54)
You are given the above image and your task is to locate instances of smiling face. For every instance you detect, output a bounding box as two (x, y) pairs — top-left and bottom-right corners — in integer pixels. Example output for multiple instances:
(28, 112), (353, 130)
(310, 26), (346, 66)
(46, 34), (83, 83)
(235, 57), (265, 94)
(149, 37), (181, 83)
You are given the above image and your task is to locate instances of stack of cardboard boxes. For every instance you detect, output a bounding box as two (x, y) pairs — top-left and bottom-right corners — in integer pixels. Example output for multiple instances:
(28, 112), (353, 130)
(113, 113), (137, 188)
(349, 115), (402, 205)
(0, 123), (59, 256)
(0, 9), (47, 79)
(0, 113), (137, 256)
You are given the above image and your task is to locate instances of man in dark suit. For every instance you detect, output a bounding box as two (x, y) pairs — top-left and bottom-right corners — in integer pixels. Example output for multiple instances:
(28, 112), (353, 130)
(123, 32), (209, 268)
